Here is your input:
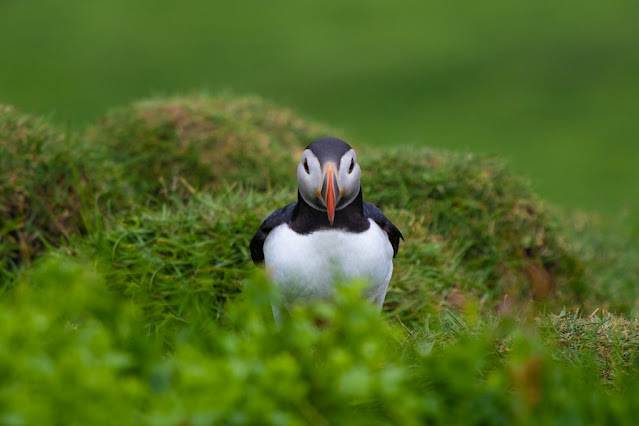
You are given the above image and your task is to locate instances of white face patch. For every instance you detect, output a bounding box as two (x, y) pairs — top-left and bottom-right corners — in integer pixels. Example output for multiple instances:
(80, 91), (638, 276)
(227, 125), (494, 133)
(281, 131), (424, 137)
(336, 149), (360, 210)
(297, 149), (324, 210)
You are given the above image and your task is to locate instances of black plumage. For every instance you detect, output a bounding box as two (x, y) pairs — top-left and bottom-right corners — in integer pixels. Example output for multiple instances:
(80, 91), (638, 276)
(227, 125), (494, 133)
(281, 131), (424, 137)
(250, 188), (403, 264)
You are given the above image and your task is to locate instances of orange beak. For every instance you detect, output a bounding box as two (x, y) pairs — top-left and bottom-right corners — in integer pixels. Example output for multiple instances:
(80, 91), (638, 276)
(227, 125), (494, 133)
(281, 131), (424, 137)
(321, 164), (339, 224)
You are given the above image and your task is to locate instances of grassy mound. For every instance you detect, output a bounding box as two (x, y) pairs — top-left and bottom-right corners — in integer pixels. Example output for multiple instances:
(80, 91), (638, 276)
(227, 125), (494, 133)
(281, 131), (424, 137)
(0, 104), (104, 278)
(85, 94), (339, 200)
(2, 93), (639, 423)
(1, 93), (625, 323)
(362, 148), (585, 323)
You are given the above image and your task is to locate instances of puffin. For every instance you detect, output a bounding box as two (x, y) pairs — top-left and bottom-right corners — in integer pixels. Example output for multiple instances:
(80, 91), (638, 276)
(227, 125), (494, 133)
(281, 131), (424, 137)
(250, 137), (403, 322)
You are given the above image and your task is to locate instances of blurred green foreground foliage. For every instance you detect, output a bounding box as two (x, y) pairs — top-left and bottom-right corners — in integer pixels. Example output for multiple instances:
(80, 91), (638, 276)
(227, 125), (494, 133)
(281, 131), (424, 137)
(1, 95), (638, 424)
(2, 256), (638, 425)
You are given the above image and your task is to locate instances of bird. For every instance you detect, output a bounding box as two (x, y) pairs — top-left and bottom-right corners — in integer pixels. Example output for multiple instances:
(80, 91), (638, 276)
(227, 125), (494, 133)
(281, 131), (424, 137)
(250, 137), (403, 322)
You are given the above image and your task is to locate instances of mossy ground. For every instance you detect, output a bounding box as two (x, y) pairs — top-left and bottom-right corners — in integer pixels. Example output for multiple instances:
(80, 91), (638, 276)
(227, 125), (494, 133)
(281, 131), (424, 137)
(1, 94), (638, 424)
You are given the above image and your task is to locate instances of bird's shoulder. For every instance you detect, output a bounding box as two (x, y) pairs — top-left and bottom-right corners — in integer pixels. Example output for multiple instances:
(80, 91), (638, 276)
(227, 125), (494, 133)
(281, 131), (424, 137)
(363, 201), (404, 257)
(261, 202), (298, 229)
(250, 201), (297, 264)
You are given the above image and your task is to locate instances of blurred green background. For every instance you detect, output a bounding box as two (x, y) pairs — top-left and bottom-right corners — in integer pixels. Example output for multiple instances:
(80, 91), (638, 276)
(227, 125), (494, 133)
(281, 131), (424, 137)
(1, 0), (637, 223)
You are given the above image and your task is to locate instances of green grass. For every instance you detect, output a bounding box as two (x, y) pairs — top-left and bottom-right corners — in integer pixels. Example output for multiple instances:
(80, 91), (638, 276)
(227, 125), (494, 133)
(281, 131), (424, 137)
(1, 94), (639, 424)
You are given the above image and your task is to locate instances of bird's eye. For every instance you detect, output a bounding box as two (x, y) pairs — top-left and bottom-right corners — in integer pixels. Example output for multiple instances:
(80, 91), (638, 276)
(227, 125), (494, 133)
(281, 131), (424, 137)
(303, 159), (310, 174)
(348, 158), (355, 174)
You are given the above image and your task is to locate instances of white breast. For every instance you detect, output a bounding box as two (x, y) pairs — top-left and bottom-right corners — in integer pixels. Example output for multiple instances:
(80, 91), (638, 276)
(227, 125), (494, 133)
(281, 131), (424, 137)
(263, 219), (394, 319)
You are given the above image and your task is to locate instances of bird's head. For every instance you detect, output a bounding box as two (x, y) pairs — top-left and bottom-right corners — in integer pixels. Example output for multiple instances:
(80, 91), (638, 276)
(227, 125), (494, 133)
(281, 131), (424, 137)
(297, 137), (361, 224)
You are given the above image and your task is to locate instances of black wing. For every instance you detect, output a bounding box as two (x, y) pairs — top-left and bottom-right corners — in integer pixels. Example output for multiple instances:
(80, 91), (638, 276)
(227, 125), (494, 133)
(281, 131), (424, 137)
(250, 202), (297, 264)
(363, 201), (404, 257)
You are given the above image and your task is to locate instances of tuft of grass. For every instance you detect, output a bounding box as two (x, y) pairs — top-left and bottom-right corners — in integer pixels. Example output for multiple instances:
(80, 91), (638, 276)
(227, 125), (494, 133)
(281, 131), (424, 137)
(85, 93), (340, 200)
(540, 310), (639, 383)
(0, 104), (71, 275)
(0, 104), (113, 280)
(80, 188), (293, 343)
